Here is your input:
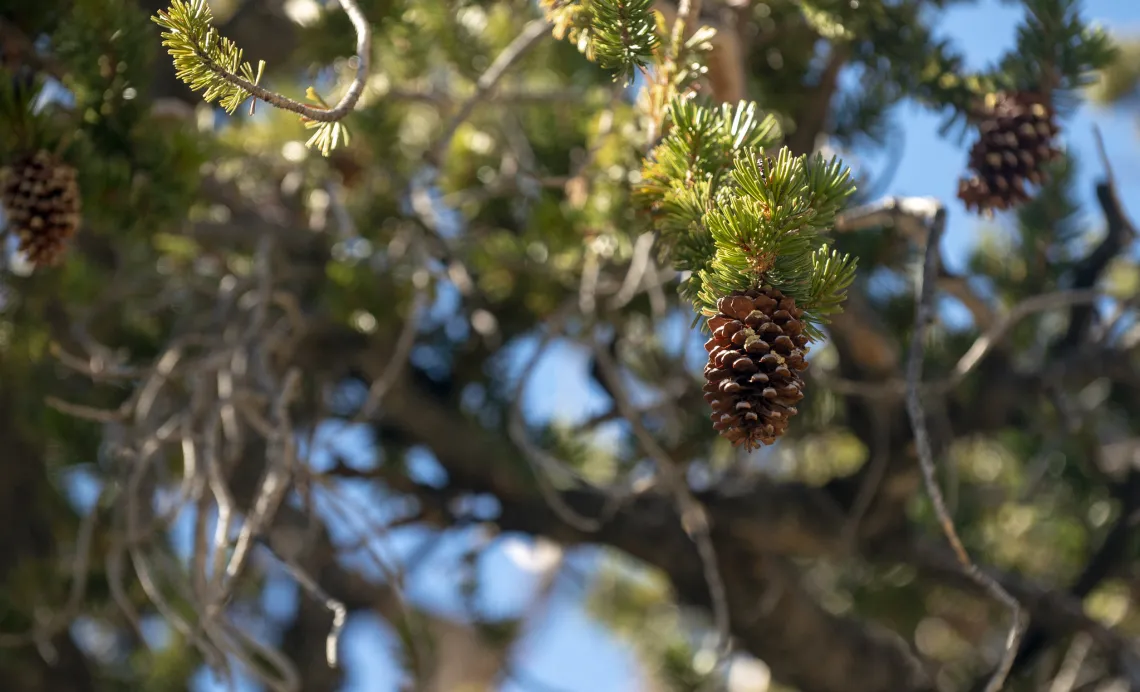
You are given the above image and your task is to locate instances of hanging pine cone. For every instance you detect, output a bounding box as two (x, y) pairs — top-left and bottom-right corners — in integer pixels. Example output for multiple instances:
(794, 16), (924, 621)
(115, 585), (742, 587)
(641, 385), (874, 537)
(957, 91), (1061, 215)
(1, 150), (81, 267)
(702, 286), (809, 450)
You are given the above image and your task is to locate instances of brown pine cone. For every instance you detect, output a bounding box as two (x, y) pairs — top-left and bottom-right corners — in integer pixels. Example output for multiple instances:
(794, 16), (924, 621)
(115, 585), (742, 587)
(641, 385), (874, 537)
(1, 150), (81, 267)
(702, 286), (810, 450)
(958, 91), (1061, 215)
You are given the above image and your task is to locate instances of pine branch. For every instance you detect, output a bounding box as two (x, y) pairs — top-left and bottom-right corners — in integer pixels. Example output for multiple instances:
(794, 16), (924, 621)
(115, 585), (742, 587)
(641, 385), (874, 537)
(540, 0), (660, 82)
(633, 98), (783, 311)
(591, 0), (660, 81)
(999, 0), (1116, 100)
(545, 10), (858, 336)
(688, 145), (857, 336)
(152, 0), (371, 154)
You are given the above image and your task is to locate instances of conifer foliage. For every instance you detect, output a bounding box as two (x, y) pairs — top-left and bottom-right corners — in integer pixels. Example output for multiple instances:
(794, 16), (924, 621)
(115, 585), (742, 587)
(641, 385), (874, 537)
(953, 0), (1114, 214)
(544, 0), (858, 444)
(152, 0), (351, 155)
(3, 0), (1140, 690)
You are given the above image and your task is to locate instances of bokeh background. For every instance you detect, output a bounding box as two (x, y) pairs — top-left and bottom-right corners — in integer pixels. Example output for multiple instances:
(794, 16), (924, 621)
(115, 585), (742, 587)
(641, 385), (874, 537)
(4, 0), (1140, 691)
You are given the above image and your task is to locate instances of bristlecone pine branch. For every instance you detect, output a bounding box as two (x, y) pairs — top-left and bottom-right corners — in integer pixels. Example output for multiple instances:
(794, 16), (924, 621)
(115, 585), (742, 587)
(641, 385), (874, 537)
(1, 150), (81, 267)
(703, 286), (809, 450)
(542, 11), (857, 449)
(957, 91), (1061, 215)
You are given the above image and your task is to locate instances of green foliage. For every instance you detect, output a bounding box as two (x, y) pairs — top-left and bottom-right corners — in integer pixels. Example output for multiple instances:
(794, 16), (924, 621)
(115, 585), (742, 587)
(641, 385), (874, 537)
(544, 0), (861, 337)
(301, 87), (351, 157)
(152, 0), (266, 115)
(0, 72), (43, 154)
(150, 0), (354, 155)
(589, 0), (661, 82)
(1001, 0), (1117, 100)
(632, 98), (856, 338)
(634, 98), (782, 292)
(541, 0), (660, 81)
(1090, 38), (1140, 106)
(695, 148), (857, 337)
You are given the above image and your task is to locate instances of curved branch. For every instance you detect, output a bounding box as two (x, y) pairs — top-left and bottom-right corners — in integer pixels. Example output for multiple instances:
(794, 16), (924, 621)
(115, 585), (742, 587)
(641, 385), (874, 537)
(160, 0), (371, 123)
(905, 207), (1025, 692)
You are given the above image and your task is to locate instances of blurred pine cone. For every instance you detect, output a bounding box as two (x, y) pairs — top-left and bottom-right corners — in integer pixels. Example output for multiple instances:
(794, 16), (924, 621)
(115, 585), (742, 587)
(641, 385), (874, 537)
(1, 150), (81, 267)
(702, 286), (809, 450)
(958, 91), (1061, 215)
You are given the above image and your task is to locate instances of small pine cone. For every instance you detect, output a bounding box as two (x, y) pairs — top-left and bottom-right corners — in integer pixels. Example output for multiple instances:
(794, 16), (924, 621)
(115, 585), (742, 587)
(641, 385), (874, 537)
(1, 150), (81, 267)
(957, 91), (1061, 215)
(702, 286), (810, 450)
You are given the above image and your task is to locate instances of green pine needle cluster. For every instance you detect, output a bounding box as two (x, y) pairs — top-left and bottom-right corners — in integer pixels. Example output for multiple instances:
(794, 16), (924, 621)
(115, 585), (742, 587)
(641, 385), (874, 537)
(542, 2), (862, 341)
(634, 99), (780, 301)
(152, 0), (350, 155)
(1003, 0), (1116, 96)
(152, 0), (265, 115)
(590, 0), (660, 82)
(634, 99), (856, 339)
(300, 88), (351, 157)
(540, 0), (659, 82)
(695, 147), (857, 339)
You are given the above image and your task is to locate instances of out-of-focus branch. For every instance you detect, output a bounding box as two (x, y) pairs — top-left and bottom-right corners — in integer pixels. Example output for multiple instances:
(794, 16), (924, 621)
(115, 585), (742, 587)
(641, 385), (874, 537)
(426, 18), (551, 166)
(969, 470), (1140, 690)
(820, 288), (1107, 400)
(834, 195), (942, 238)
(904, 207), (1024, 692)
(1056, 127), (1138, 350)
(506, 323), (624, 533)
(653, 0), (746, 103)
(787, 41), (848, 155)
(590, 341), (731, 663)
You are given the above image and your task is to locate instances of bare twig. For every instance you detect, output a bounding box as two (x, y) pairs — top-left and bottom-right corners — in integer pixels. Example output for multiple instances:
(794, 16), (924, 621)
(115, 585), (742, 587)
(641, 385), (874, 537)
(590, 341), (732, 669)
(385, 86), (587, 105)
(819, 288), (1105, 400)
(353, 281), (428, 423)
(1093, 124), (1118, 198)
(609, 232), (658, 310)
(949, 289), (1102, 383)
(834, 195), (942, 239)
(44, 396), (128, 423)
(1048, 633), (1092, 692)
(0, 485), (104, 649)
(507, 321), (622, 533)
(266, 546), (348, 668)
(905, 208), (1024, 692)
(427, 18), (551, 165)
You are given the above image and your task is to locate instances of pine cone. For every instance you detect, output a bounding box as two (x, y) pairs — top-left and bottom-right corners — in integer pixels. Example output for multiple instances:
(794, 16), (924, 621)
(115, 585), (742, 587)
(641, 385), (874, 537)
(957, 91), (1061, 215)
(702, 286), (809, 450)
(1, 150), (81, 267)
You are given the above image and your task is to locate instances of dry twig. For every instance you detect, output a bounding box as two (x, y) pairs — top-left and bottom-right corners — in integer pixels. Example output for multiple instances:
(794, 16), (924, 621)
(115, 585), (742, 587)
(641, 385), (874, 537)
(590, 341), (733, 671)
(906, 208), (1025, 692)
(427, 18), (551, 166)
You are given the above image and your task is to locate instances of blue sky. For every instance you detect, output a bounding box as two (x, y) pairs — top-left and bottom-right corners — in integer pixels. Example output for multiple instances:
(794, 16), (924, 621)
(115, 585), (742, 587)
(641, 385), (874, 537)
(51, 1), (1140, 690)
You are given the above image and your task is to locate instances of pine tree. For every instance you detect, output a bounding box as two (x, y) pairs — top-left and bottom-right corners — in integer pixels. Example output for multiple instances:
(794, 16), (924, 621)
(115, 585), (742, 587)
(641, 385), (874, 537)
(0, 1), (1133, 691)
